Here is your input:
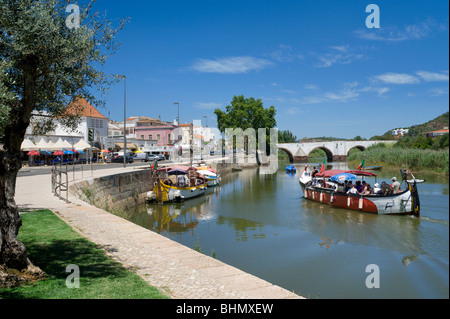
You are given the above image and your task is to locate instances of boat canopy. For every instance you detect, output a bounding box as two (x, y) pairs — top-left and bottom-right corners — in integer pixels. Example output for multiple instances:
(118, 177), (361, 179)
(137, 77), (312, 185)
(315, 169), (377, 178)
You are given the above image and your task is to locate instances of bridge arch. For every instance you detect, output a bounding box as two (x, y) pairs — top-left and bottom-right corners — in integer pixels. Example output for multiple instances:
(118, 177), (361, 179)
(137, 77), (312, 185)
(347, 145), (366, 156)
(278, 147), (294, 163)
(308, 147), (333, 162)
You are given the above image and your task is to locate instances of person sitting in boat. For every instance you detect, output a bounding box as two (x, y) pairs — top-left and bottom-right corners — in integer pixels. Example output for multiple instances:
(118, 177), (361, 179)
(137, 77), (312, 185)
(390, 177), (401, 193)
(381, 181), (391, 195)
(312, 166), (319, 177)
(373, 183), (382, 194)
(355, 181), (364, 194)
(177, 174), (186, 187)
(346, 184), (357, 194)
(364, 184), (372, 195)
(344, 181), (353, 193)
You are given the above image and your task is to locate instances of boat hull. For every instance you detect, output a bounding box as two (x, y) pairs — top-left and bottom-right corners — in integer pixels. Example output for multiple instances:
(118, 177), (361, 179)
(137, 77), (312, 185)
(300, 182), (416, 215)
(147, 180), (207, 203)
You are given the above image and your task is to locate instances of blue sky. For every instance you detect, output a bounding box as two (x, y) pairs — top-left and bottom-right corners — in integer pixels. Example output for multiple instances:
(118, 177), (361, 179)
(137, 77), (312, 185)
(92, 0), (449, 140)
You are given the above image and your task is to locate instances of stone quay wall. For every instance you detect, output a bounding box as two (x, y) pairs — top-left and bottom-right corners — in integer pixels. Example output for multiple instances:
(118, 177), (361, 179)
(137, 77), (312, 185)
(70, 168), (156, 212)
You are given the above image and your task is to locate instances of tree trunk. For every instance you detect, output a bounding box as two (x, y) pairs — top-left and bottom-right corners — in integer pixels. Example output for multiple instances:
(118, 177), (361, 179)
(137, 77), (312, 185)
(0, 57), (45, 286)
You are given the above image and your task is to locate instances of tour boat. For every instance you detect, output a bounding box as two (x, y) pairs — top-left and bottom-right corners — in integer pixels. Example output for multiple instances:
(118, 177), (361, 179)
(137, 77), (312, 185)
(147, 166), (208, 203)
(299, 166), (423, 217)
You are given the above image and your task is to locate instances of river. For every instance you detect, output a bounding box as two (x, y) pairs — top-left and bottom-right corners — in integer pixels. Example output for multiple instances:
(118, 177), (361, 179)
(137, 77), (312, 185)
(122, 161), (449, 299)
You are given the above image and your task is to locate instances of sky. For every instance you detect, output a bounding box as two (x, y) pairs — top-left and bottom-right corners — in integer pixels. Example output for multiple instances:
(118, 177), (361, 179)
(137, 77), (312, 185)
(89, 0), (449, 140)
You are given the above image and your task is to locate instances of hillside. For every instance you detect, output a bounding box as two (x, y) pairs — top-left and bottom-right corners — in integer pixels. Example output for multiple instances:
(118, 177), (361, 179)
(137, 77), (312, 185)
(407, 112), (449, 136)
(370, 111), (449, 140)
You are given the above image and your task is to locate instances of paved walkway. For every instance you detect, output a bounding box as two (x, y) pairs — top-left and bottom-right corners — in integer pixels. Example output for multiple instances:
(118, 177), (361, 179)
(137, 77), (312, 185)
(15, 164), (303, 299)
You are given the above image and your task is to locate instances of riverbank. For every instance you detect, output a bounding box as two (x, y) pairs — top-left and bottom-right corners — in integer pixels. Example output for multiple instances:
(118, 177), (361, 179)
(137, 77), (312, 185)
(0, 210), (169, 298)
(13, 164), (302, 299)
(347, 146), (449, 175)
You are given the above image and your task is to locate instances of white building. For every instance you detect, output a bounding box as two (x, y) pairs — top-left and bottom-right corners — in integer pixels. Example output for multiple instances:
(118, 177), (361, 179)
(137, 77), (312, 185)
(22, 95), (108, 151)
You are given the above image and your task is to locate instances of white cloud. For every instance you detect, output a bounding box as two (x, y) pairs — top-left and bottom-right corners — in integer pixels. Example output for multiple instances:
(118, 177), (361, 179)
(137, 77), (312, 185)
(372, 73), (420, 84)
(190, 56), (272, 74)
(268, 44), (304, 62)
(429, 88), (449, 96)
(355, 20), (439, 42)
(416, 71), (449, 82)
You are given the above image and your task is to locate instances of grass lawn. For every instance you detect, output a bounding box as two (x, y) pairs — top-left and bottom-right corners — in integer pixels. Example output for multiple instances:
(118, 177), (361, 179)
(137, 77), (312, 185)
(0, 210), (170, 299)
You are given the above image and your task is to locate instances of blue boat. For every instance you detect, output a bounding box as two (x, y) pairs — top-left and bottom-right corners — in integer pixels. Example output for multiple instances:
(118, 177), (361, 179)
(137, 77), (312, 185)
(285, 165), (296, 173)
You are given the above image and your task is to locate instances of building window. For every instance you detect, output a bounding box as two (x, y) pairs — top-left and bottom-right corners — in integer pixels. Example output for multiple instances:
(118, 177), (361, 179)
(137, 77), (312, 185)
(141, 135), (145, 139)
(149, 135), (153, 140)
(157, 134), (161, 141)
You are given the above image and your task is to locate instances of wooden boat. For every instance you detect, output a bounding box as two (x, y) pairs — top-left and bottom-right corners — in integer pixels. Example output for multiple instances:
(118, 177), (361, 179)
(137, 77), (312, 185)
(299, 167), (423, 217)
(197, 169), (221, 187)
(363, 165), (382, 170)
(232, 166), (242, 172)
(147, 166), (208, 203)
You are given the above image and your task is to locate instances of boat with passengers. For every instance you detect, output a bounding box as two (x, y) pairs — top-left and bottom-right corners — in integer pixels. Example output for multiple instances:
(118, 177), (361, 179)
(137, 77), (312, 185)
(299, 166), (424, 217)
(147, 166), (208, 203)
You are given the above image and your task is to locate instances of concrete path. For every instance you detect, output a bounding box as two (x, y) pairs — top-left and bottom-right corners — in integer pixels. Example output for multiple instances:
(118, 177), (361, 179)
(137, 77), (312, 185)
(15, 164), (303, 299)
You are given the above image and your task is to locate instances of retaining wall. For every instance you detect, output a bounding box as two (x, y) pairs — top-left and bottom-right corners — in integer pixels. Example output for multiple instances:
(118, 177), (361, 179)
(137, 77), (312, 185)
(70, 168), (156, 212)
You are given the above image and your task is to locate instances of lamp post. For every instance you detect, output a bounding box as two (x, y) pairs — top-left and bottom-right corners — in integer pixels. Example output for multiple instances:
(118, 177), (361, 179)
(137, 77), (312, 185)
(118, 75), (126, 167)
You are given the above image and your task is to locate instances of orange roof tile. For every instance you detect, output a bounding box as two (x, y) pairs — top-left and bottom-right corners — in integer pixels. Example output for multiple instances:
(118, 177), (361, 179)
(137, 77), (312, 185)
(65, 95), (108, 119)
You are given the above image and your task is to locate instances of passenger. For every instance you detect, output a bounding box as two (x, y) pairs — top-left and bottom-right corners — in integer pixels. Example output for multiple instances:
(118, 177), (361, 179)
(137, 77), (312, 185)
(344, 181), (352, 193)
(364, 184), (372, 195)
(337, 183), (345, 193)
(381, 181), (391, 195)
(312, 166), (319, 177)
(373, 183), (382, 194)
(355, 181), (364, 194)
(347, 184), (357, 194)
(391, 177), (401, 193)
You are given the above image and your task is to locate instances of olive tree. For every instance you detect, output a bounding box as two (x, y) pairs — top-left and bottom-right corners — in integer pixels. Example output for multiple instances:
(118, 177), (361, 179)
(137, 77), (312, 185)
(0, 0), (126, 285)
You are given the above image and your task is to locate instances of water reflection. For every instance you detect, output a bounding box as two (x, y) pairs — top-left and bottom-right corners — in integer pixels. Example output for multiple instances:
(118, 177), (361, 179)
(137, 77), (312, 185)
(299, 199), (424, 257)
(117, 160), (448, 298)
(125, 186), (222, 234)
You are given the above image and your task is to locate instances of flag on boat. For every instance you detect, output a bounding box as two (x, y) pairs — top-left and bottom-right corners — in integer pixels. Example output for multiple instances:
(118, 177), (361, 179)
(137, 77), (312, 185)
(152, 159), (158, 170)
(357, 158), (365, 170)
(320, 157), (326, 173)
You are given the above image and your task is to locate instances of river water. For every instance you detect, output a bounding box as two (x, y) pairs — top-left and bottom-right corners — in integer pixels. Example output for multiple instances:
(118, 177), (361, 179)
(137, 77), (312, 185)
(122, 161), (449, 299)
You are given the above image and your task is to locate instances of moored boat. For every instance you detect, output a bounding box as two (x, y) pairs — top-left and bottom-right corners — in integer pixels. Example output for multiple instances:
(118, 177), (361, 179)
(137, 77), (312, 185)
(299, 166), (424, 217)
(285, 165), (296, 173)
(147, 166), (208, 203)
(197, 169), (221, 187)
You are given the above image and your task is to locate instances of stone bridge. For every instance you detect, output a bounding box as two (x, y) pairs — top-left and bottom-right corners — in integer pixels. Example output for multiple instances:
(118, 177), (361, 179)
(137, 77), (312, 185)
(277, 140), (395, 162)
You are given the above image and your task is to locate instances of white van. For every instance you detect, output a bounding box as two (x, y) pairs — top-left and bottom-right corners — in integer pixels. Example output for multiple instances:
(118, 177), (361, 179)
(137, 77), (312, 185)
(132, 152), (149, 162)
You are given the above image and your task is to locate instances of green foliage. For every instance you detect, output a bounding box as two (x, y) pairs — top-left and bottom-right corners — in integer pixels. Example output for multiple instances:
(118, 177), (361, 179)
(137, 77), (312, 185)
(214, 95), (276, 132)
(278, 130), (297, 143)
(0, 0), (128, 139)
(214, 95), (277, 155)
(347, 147), (449, 174)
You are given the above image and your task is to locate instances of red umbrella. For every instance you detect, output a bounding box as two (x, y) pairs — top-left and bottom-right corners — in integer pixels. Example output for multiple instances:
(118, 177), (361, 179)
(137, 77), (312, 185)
(27, 150), (40, 156)
(53, 151), (65, 156)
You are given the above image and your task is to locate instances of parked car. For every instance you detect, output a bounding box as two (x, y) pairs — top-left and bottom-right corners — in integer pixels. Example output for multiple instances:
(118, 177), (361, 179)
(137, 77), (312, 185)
(155, 154), (165, 161)
(111, 155), (134, 163)
(147, 154), (159, 161)
(132, 152), (149, 162)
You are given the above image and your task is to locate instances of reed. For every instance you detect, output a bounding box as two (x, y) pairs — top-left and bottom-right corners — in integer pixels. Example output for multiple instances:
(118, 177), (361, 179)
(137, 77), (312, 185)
(348, 146), (449, 174)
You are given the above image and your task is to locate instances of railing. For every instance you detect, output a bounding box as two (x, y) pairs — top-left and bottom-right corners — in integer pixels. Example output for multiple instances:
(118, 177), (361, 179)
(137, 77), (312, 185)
(51, 163), (87, 203)
(51, 165), (69, 203)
